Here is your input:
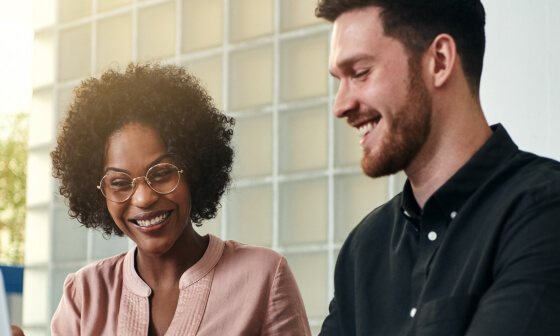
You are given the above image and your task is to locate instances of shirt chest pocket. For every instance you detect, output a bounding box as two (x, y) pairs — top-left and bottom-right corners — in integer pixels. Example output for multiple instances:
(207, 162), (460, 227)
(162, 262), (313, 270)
(412, 294), (481, 336)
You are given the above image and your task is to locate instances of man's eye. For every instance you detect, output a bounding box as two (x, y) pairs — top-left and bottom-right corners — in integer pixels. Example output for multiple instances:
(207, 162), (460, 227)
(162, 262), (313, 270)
(354, 70), (369, 78)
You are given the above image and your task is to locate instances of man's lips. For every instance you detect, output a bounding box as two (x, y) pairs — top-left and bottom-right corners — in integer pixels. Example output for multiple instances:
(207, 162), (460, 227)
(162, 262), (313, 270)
(129, 210), (172, 227)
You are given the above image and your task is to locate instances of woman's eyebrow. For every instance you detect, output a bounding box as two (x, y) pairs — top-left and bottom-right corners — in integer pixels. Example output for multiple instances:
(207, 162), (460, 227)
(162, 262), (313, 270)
(103, 154), (173, 175)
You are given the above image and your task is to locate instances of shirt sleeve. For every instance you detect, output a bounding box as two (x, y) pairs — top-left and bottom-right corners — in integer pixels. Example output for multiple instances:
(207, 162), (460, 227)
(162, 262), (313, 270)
(261, 256), (312, 336)
(51, 273), (81, 336)
(466, 200), (560, 335)
(318, 297), (343, 336)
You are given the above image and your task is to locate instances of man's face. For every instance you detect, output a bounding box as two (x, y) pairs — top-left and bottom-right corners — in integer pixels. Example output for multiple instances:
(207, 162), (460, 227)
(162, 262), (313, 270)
(329, 6), (432, 178)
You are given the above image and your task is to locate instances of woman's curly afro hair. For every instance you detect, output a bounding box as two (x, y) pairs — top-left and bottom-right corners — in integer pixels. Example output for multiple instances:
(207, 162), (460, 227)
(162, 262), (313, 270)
(51, 63), (235, 236)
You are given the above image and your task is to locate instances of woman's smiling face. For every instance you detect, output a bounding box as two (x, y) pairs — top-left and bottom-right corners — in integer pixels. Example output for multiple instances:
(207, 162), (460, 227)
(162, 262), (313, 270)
(103, 123), (192, 255)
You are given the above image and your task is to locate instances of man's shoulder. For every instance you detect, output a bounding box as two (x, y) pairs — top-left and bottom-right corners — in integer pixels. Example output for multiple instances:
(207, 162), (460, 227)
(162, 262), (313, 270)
(346, 193), (403, 243)
(499, 151), (560, 201)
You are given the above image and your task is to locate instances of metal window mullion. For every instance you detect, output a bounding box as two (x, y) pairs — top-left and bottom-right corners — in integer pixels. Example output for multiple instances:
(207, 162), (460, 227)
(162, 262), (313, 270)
(220, 0), (230, 240)
(325, 23), (337, 308)
(271, 0), (281, 252)
(175, 0), (182, 63)
(132, 0), (139, 62)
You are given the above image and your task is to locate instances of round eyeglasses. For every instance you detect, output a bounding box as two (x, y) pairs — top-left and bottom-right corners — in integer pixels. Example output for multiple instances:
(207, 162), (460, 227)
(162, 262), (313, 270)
(97, 163), (184, 203)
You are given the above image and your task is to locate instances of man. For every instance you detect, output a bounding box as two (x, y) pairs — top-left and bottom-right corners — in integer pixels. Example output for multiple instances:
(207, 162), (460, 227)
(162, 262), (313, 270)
(316, 0), (560, 335)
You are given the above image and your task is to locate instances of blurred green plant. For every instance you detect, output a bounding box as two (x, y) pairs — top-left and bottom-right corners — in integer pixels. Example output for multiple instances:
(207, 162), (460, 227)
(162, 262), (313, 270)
(0, 112), (28, 264)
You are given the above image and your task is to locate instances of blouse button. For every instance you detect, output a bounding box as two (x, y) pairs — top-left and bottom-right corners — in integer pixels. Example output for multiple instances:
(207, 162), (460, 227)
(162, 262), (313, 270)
(450, 211), (458, 219)
(410, 307), (417, 318)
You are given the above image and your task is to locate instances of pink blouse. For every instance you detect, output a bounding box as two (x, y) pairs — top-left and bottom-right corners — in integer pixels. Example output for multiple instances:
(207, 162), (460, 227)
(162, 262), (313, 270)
(51, 235), (311, 335)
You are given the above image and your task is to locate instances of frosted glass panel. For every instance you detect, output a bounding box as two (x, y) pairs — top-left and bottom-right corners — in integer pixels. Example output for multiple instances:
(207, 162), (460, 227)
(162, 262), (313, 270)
(138, 2), (176, 61)
(227, 184), (272, 247)
(279, 106), (328, 173)
(229, 45), (273, 110)
(51, 266), (81, 318)
(232, 114), (272, 178)
(98, 0), (131, 12)
(335, 117), (362, 167)
(184, 56), (223, 109)
(280, 0), (322, 32)
(24, 208), (50, 265)
(53, 207), (87, 262)
(280, 34), (329, 102)
(335, 174), (388, 242)
(33, 0), (56, 30)
(194, 207), (222, 238)
(229, 0), (273, 42)
(286, 252), (328, 319)
(279, 178), (327, 246)
(32, 32), (54, 87)
(26, 150), (52, 207)
(182, 0), (222, 52)
(58, 0), (92, 23)
(92, 230), (130, 260)
(96, 13), (132, 73)
(29, 88), (54, 147)
(58, 24), (91, 81)
(57, 85), (75, 120)
(22, 268), (49, 325)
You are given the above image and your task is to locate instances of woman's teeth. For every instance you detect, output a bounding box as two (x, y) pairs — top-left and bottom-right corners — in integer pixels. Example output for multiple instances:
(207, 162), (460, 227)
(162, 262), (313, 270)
(357, 121), (377, 138)
(136, 212), (169, 227)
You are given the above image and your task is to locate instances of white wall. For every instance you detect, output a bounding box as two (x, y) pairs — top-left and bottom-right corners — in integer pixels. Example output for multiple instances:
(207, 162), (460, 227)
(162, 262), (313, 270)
(481, 0), (560, 160)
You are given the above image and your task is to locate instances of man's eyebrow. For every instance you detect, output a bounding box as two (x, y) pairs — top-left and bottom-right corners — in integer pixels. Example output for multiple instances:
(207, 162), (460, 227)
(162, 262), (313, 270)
(103, 154), (173, 175)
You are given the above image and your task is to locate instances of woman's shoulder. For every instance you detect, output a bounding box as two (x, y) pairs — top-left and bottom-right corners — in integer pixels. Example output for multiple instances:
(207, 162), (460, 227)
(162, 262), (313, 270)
(67, 250), (130, 289)
(222, 239), (284, 265)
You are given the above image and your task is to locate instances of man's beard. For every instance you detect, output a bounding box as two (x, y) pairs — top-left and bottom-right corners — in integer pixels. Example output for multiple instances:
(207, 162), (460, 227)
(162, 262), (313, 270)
(362, 60), (432, 178)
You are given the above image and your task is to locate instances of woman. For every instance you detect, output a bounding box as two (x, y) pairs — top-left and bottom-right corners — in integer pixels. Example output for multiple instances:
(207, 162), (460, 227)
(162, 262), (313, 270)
(50, 63), (311, 336)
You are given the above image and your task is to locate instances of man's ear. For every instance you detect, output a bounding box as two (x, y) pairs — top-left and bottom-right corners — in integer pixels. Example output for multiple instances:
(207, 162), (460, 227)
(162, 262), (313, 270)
(426, 34), (457, 88)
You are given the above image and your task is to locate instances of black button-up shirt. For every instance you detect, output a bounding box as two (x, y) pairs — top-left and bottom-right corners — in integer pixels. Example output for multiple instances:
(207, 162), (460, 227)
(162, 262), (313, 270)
(320, 125), (560, 335)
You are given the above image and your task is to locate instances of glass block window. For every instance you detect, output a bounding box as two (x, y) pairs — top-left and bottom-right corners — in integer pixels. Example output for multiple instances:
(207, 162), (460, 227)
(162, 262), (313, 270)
(96, 13), (133, 74)
(183, 55), (223, 109)
(232, 114), (273, 178)
(138, 2), (176, 61)
(228, 45), (273, 110)
(279, 105), (328, 173)
(25, 1), (402, 334)
(280, 0), (323, 32)
(58, 24), (92, 81)
(28, 88), (54, 147)
(227, 184), (273, 247)
(182, 0), (223, 52)
(229, 0), (273, 42)
(31, 32), (55, 87)
(280, 33), (329, 102)
(58, 0), (92, 24)
(98, 0), (131, 13)
(335, 174), (389, 242)
(279, 178), (328, 246)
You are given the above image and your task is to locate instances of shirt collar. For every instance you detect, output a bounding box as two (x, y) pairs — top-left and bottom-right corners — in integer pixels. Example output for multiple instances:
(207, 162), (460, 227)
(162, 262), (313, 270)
(401, 124), (518, 220)
(123, 234), (225, 297)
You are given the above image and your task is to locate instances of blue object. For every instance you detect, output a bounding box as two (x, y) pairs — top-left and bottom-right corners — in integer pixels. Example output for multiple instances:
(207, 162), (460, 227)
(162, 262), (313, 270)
(0, 265), (24, 294)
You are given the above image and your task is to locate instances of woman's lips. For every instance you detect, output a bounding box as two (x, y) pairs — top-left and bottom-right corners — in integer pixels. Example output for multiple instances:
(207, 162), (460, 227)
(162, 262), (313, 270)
(130, 210), (172, 232)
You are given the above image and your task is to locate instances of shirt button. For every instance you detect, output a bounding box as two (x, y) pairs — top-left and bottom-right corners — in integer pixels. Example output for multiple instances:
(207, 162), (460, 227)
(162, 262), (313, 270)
(410, 307), (417, 318)
(428, 231), (437, 241)
(450, 211), (457, 219)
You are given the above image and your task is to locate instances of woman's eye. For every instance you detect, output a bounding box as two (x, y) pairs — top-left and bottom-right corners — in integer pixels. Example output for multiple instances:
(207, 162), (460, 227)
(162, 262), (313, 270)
(151, 169), (172, 180)
(111, 180), (131, 188)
